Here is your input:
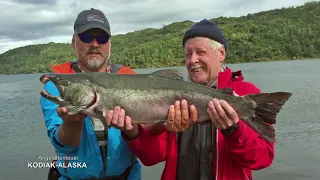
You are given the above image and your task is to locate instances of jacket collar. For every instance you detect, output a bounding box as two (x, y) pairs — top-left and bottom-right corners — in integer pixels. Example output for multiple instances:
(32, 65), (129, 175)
(216, 66), (244, 89)
(185, 66), (244, 89)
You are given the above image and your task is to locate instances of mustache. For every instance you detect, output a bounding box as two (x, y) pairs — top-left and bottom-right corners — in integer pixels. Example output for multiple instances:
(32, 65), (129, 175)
(87, 48), (101, 54)
(190, 64), (203, 70)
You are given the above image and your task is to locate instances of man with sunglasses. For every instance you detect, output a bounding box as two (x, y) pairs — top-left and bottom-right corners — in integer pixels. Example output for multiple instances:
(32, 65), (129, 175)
(40, 8), (141, 180)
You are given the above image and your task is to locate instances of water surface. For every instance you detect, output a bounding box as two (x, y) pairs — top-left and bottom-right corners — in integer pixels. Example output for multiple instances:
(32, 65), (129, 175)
(0, 59), (319, 179)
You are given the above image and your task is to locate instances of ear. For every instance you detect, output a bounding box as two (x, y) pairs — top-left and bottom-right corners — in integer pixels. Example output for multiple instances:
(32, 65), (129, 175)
(72, 35), (75, 48)
(218, 46), (226, 63)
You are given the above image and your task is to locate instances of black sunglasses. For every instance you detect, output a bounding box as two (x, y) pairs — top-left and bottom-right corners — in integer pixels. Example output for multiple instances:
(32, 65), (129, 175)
(78, 32), (110, 44)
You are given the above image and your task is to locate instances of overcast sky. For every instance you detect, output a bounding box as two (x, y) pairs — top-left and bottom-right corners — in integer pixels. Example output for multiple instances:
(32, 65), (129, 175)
(0, 0), (315, 54)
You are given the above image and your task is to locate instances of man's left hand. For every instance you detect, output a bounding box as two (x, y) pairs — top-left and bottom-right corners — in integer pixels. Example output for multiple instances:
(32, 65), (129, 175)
(207, 91), (239, 130)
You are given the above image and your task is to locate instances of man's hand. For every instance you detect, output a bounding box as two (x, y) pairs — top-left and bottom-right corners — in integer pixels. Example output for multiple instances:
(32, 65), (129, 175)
(140, 100), (198, 135)
(57, 106), (86, 123)
(56, 106), (86, 147)
(207, 91), (239, 130)
(105, 106), (139, 140)
(163, 99), (198, 132)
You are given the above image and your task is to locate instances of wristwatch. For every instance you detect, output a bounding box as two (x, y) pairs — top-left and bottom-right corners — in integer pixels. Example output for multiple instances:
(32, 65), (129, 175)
(221, 123), (238, 136)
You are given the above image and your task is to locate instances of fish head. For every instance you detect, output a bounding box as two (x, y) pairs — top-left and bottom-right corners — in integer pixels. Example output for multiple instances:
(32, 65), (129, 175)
(40, 73), (97, 114)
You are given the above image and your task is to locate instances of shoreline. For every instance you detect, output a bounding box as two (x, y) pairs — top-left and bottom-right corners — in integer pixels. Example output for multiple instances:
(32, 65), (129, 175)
(1, 58), (320, 76)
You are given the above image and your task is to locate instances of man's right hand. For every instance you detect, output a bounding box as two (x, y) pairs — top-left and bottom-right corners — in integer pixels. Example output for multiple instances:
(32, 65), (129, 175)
(163, 99), (198, 132)
(56, 106), (86, 123)
(56, 106), (85, 147)
(144, 99), (198, 134)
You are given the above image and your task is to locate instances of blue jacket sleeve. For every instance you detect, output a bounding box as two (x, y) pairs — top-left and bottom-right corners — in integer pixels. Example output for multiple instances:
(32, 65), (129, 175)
(39, 81), (79, 154)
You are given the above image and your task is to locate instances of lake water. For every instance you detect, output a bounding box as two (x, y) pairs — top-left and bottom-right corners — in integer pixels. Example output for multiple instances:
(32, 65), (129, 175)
(0, 59), (319, 180)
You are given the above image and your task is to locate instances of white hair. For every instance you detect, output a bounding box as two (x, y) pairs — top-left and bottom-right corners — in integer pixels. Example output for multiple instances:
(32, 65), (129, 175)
(193, 37), (223, 50)
(209, 39), (223, 50)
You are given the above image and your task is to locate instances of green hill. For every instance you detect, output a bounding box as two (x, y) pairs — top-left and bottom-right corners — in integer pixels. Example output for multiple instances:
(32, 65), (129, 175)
(1, 1), (320, 74)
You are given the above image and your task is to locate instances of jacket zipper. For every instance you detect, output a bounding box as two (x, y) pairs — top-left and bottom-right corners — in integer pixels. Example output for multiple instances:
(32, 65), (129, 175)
(214, 69), (248, 180)
(215, 129), (219, 180)
(242, 167), (250, 180)
(215, 76), (219, 180)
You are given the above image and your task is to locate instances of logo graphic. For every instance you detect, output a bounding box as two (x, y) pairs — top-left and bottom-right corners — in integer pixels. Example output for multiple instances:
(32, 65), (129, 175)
(87, 14), (105, 24)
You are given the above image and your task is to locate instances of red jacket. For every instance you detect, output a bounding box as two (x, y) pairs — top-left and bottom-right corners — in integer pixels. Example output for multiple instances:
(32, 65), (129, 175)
(126, 67), (274, 180)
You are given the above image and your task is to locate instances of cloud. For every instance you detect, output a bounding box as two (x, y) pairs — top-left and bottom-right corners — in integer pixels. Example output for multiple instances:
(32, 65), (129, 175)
(11, 0), (57, 5)
(0, 0), (316, 54)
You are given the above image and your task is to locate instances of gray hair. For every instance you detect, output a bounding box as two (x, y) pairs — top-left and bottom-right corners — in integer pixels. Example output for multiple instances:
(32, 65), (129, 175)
(193, 37), (223, 50)
(209, 39), (223, 50)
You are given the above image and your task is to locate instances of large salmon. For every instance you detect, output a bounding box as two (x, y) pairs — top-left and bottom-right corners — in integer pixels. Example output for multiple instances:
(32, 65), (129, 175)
(40, 69), (292, 142)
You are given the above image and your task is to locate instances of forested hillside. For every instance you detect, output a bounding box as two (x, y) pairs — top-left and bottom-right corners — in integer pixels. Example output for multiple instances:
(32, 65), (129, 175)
(0, 1), (319, 74)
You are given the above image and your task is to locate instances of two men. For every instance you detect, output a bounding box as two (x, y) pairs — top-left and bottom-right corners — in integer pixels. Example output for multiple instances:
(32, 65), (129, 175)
(40, 7), (274, 179)
(40, 8), (141, 179)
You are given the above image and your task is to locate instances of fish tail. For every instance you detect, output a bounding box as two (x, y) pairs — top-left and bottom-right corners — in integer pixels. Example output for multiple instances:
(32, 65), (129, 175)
(242, 92), (292, 142)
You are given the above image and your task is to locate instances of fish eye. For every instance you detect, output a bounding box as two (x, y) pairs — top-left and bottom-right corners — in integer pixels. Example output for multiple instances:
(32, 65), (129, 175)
(60, 81), (68, 86)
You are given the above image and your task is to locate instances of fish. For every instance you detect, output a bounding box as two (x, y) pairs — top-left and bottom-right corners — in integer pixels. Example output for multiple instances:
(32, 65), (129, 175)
(39, 69), (292, 142)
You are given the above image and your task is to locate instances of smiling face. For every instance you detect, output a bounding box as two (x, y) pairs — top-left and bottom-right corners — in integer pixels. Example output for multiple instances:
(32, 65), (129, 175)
(184, 37), (226, 86)
(72, 28), (111, 72)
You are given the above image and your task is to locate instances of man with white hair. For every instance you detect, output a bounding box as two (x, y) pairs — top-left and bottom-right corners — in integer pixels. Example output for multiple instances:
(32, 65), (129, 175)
(123, 19), (275, 180)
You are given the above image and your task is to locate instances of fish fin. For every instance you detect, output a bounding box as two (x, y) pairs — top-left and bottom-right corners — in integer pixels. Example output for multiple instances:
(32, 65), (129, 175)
(243, 117), (276, 142)
(243, 92), (292, 142)
(245, 92), (292, 124)
(151, 69), (184, 80)
(219, 88), (233, 95)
